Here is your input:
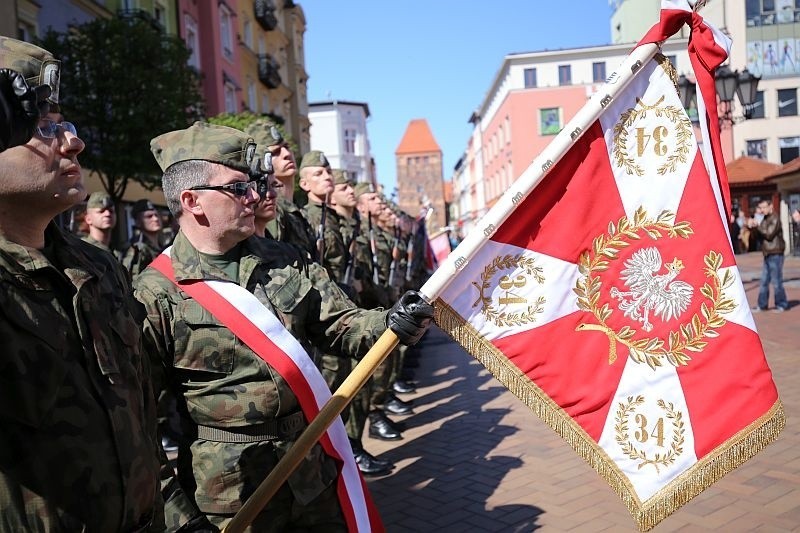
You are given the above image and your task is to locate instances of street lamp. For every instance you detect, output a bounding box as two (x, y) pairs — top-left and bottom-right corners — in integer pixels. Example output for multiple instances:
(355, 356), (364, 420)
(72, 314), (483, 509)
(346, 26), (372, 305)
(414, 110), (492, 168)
(677, 66), (761, 125)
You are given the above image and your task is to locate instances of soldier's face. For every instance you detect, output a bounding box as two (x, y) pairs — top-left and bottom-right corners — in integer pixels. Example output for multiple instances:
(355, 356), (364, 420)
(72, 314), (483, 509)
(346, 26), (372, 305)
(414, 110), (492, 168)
(137, 210), (162, 233)
(267, 143), (296, 180)
(299, 166), (334, 198)
(254, 178), (279, 223)
(191, 165), (258, 244)
(0, 112), (85, 213)
(85, 205), (116, 230)
(331, 183), (356, 208)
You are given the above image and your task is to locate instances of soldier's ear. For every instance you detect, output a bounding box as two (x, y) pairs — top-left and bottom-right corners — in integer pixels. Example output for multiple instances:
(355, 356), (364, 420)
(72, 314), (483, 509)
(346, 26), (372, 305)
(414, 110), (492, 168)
(180, 190), (204, 217)
(298, 174), (311, 193)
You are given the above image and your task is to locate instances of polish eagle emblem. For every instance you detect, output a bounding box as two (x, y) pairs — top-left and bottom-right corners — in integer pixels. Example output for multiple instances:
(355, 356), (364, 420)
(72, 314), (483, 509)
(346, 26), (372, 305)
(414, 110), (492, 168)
(610, 247), (693, 332)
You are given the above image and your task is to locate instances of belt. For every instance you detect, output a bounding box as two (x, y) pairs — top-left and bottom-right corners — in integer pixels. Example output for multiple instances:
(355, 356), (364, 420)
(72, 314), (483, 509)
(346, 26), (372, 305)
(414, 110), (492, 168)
(197, 411), (306, 443)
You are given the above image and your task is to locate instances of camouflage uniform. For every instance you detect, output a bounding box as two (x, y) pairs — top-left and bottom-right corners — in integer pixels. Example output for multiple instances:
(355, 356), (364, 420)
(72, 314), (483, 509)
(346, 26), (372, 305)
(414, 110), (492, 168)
(135, 231), (388, 529)
(303, 201), (346, 285)
(0, 223), (163, 532)
(120, 234), (163, 277)
(270, 196), (318, 261)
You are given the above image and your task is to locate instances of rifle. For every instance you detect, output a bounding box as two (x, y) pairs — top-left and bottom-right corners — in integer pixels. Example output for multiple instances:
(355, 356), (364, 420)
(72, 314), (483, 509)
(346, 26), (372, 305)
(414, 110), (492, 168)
(316, 193), (329, 261)
(367, 214), (380, 285)
(388, 226), (400, 287)
(405, 232), (414, 282)
(342, 211), (360, 285)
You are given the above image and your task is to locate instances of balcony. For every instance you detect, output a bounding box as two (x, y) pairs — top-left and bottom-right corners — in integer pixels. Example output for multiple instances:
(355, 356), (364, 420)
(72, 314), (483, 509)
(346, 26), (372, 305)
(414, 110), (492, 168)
(258, 54), (282, 88)
(254, 0), (278, 31)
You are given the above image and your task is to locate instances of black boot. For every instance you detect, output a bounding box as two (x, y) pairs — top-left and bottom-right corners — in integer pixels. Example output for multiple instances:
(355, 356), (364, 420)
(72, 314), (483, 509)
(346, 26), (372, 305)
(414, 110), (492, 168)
(353, 450), (393, 475)
(384, 396), (414, 416)
(375, 409), (406, 432)
(392, 380), (417, 394)
(368, 410), (403, 441)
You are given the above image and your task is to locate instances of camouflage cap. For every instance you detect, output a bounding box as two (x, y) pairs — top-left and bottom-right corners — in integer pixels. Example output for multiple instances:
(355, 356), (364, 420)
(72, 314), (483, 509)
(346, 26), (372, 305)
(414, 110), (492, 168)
(299, 150), (330, 171)
(353, 182), (374, 197)
(131, 199), (157, 216)
(245, 120), (284, 149)
(86, 192), (114, 210)
(332, 169), (354, 186)
(0, 36), (60, 111)
(150, 121), (256, 173)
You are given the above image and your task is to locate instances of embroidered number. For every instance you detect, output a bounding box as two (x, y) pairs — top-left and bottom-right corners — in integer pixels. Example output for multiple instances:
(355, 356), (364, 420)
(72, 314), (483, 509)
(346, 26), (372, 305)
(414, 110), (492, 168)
(636, 126), (669, 157)
(634, 413), (666, 447)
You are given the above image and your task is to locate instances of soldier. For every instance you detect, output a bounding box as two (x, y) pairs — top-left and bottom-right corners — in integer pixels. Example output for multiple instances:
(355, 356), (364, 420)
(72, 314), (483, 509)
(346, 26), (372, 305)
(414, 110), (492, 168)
(120, 199), (165, 277)
(136, 121), (434, 530)
(0, 37), (173, 531)
(244, 120), (317, 258)
(82, 190), (119, 255)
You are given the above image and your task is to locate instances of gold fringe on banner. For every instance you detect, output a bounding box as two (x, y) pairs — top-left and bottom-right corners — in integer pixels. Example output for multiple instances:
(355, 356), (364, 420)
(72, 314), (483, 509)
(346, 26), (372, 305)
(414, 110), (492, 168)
(434, 299), (786, 532)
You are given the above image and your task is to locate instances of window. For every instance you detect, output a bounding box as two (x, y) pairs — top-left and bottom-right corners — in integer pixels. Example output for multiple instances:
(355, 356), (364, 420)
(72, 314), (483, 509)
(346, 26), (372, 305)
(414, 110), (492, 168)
(592, 62), (606, 83)
(749, 90), (765, 119)
(746, 139), (768, 159)
(261, 94), (269, 114)
(539, 107), (561, 135)
(243, 19), (253, 50)
(777, 88), (797, 116)
(224, 82), (237, 113)
(184, 16), (200, 69)
(154, 2), (166, 28)
(220, 4), (234, 60)
(779, 136), (800, 163)
(524, 68), (537, 88)
(343, 129), (356, 154)
(258, 36), (266, 56)
(558, 65), (572, 85)
(247, 79), (256, 111)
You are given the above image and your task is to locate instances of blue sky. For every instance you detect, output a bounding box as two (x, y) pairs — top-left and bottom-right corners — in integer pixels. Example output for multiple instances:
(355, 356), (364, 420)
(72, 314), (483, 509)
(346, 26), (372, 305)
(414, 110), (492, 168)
(301, 1), (615, 191)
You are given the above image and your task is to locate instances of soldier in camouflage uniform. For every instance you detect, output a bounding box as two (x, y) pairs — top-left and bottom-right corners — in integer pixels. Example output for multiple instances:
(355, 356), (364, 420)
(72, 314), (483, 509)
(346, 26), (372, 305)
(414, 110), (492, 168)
(0, 37), (176, 532)
(244, 120), (317, 259)
(81, 190), (120, 256)
(136, 122), (433, 530)
(120, 199), (165, 277)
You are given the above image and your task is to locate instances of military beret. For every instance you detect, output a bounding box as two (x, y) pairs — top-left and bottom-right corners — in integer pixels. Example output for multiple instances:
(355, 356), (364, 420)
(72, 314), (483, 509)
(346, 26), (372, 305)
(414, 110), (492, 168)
(353, 182), (374, 197)
(150, 121), (256, 173)
(332, 169), (354, 186)
(86, 191), (114, 210)
(131, 199), (157, 217)
(0, 36), (60, 111)
(245, 120), (284, 149)
(299, 150), (329, 171)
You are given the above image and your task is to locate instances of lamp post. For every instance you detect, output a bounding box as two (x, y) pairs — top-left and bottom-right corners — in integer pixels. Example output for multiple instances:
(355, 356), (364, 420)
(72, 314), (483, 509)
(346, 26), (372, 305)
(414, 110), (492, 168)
(678, 66), (761, 126)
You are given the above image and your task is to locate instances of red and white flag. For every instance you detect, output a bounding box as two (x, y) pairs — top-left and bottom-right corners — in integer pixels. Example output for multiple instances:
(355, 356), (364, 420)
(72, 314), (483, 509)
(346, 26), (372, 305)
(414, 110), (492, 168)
(429, 2), (785, 530)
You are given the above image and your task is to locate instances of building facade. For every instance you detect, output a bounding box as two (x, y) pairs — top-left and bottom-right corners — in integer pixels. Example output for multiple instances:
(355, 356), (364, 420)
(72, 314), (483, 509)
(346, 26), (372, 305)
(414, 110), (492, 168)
(308, 100), (375, 186)
(396, 119), (447, 231)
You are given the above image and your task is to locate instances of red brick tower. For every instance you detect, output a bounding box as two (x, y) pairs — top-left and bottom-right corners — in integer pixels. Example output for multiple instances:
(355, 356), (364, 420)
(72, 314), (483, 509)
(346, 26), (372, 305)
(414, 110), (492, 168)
(395, 119), (446, 232)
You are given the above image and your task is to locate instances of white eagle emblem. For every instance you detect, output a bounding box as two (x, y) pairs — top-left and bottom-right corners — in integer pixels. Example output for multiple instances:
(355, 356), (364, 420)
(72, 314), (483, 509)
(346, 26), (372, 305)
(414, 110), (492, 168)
(610, 247), (693, 332)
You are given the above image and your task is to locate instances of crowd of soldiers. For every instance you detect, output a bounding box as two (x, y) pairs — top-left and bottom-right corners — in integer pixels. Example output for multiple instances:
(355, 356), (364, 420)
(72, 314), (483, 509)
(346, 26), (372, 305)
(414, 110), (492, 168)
(0, 36), (435, 531)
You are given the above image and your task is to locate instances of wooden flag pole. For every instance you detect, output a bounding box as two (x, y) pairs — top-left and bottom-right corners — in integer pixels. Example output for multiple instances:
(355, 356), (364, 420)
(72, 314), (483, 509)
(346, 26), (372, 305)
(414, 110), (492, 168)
(222, 329), (400, 533)
(225, 24), (678, 533)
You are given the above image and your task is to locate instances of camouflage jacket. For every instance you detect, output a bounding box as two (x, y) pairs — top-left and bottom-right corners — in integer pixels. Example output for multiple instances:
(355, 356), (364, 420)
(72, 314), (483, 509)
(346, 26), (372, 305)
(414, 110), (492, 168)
(354, 215), (388, 309)
(134, 231), (388, 518)
(270, 196), (318, 261)
(303, 201), (346, 284)
(120, 234), (163, 277)
(81, 234), (121, 260)
(0, 223), (163, 532)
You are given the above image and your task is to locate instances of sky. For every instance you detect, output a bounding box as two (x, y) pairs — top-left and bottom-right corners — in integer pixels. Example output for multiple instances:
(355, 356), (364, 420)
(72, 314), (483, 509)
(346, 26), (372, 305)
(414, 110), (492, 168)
(301, 1), (615, 191)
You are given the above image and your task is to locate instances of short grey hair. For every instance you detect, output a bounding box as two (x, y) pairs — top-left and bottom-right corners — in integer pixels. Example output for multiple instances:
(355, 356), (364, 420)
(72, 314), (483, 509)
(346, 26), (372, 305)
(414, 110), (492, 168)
(161, 160), (216, 218)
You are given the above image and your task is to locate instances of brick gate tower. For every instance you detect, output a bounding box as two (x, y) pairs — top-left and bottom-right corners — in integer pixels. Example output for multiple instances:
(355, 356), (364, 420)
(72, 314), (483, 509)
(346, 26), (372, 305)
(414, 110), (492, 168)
(395, 119), (446, 232)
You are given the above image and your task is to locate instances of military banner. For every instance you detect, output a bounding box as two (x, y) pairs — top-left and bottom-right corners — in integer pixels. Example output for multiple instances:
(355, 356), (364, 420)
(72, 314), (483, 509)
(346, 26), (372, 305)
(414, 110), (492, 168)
(426, 2), (785, 530)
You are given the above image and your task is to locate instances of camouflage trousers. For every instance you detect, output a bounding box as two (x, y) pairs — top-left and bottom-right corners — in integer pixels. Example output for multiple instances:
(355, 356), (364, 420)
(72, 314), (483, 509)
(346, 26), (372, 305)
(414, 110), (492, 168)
(346, 357), (372, 442)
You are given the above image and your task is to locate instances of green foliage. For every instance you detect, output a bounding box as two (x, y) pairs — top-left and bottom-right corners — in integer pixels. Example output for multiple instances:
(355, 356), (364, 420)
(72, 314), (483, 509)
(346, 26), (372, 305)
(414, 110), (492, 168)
(40, 16), (203, 201)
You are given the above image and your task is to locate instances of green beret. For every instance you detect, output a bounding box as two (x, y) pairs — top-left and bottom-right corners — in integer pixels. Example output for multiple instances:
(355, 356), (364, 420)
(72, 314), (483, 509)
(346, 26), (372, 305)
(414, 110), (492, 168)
(131, 199), (157, 216)
(245, 120), (284, 149)
(86, 192), (114, 210)
(150, 121), (256, 173)
(332, 169), (354, 186)
(299, 150), (329, 171)
(0, 37), (60, 111)
(353, 182), (374, 197)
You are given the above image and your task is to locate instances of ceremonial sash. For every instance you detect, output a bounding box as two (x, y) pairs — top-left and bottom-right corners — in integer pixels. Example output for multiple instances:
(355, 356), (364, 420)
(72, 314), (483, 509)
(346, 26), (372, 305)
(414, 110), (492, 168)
(150, 250), (382, 532)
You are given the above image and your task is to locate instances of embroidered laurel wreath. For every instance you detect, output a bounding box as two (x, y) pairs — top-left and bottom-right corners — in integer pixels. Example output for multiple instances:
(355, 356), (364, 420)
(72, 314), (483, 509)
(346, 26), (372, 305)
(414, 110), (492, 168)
(614, 395), (685, 473)
(472, 254), (546, 327)
(574, 206), (736, 369)
(612, 96), (693, 177)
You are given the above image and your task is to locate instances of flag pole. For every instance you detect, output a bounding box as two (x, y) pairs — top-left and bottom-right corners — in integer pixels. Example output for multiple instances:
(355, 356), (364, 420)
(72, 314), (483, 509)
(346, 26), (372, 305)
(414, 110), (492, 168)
(224, 39), (663, 533)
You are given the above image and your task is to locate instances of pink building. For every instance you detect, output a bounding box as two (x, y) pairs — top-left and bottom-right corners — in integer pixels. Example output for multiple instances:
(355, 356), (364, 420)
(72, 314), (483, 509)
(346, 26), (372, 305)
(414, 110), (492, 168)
(177, 0), (243, 116)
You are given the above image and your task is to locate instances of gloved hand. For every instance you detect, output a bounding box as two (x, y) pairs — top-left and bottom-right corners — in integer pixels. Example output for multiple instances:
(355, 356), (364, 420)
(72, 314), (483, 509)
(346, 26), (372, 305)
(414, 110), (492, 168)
(387, 290), (434, 346)
(0, 68), (51, 152)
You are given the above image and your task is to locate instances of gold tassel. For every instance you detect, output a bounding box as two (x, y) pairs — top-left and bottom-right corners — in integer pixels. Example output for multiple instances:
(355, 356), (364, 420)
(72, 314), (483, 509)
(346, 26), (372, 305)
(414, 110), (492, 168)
(434, 299), (787, 532)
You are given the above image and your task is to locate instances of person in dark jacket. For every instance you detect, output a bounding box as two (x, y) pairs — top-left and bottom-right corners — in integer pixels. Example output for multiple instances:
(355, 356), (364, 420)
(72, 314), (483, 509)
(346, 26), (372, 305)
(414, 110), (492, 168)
(750, 199), (788, 312)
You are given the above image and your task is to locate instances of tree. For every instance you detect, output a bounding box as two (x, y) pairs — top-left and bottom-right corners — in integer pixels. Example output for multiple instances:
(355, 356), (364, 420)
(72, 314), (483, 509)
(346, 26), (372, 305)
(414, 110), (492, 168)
(41, 15), (203, 202)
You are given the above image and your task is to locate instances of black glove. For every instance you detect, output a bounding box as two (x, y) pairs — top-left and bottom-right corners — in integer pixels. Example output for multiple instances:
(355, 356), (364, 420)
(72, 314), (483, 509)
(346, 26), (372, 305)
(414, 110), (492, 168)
(387, 290), (434, 346)
(0, 68), (51, 152)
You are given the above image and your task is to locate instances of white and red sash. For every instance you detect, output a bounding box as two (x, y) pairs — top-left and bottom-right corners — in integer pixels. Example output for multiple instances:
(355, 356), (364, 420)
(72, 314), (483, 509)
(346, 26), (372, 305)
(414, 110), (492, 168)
(150, 250), (382, 532)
